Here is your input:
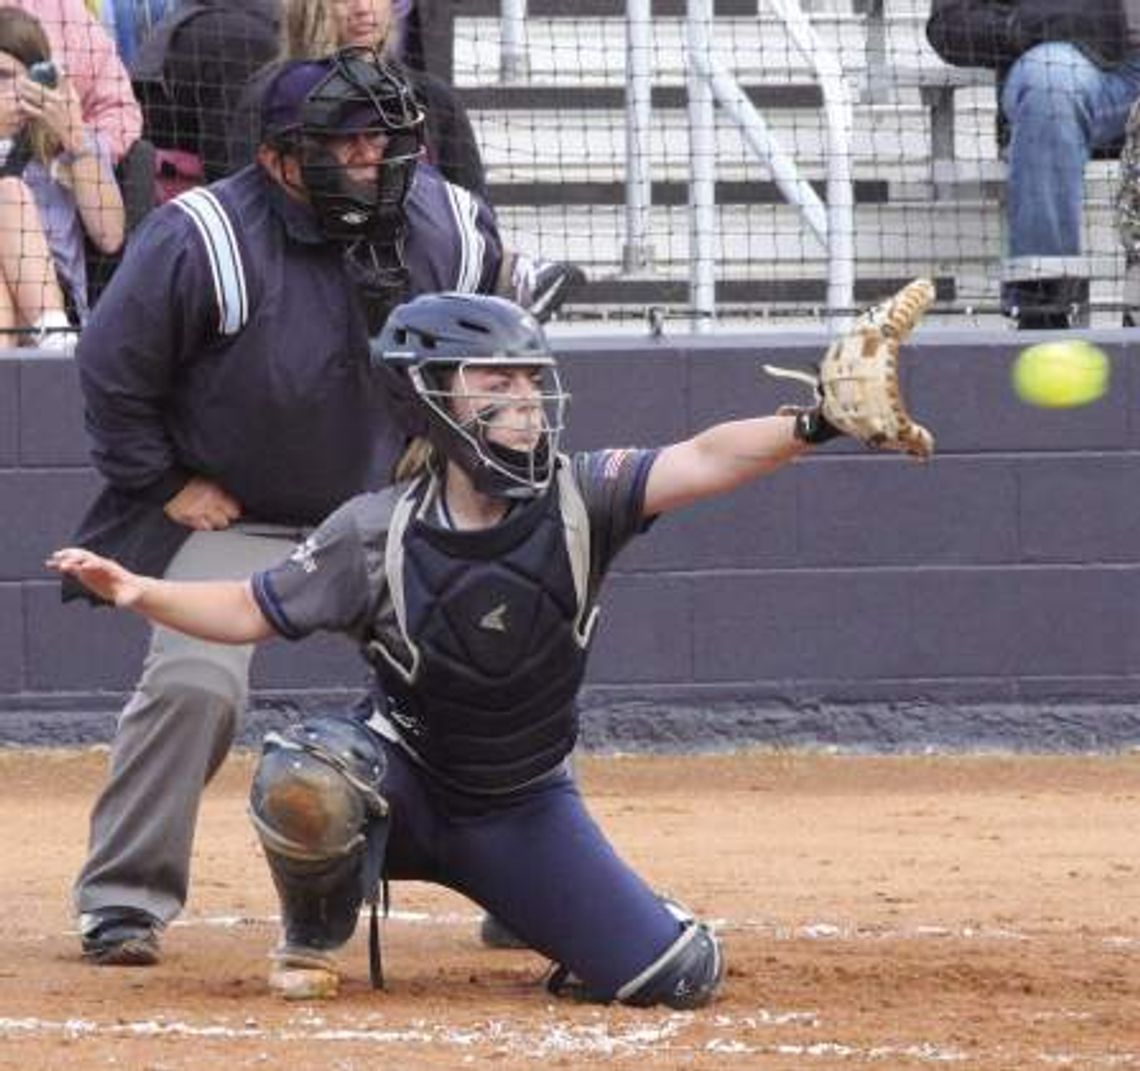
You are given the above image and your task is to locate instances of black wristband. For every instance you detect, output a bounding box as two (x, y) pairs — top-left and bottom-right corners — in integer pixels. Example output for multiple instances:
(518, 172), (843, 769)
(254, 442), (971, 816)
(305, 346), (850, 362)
(793, 408), (843, 445)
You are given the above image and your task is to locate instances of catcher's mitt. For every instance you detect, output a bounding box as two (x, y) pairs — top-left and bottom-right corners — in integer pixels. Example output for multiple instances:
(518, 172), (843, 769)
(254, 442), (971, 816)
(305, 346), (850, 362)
(765, 278), (936, 459)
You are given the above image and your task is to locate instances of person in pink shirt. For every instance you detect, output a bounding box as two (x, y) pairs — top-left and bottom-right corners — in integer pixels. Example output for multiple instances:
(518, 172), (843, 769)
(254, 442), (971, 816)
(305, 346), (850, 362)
(11, 0), (140, 162)
(0, 4), (124, 347)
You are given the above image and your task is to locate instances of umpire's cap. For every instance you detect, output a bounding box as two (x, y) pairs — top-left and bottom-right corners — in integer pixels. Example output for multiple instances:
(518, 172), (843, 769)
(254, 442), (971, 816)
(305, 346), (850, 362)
(258, 46), (422, 146)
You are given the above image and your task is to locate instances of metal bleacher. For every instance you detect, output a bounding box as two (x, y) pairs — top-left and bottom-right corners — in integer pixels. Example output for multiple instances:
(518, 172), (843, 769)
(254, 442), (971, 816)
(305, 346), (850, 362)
(452, 0), (1125, 328)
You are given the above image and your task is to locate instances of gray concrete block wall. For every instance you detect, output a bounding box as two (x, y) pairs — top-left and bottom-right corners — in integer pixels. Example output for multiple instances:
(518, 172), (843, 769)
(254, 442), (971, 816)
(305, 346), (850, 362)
(2, 331), (1139, 750)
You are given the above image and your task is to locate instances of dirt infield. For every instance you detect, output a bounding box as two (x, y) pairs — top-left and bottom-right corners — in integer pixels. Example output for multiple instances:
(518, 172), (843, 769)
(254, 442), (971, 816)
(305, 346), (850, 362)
(1, 747), (1138, 1069)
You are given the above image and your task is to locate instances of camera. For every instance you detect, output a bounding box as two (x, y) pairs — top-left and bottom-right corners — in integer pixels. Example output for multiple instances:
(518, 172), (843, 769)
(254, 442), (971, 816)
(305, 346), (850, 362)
(27, 61), (57, 88)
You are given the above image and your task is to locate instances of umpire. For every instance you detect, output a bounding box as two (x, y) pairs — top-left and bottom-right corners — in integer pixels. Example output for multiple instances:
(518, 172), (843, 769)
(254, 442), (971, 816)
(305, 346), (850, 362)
(67, 47), (503, 966)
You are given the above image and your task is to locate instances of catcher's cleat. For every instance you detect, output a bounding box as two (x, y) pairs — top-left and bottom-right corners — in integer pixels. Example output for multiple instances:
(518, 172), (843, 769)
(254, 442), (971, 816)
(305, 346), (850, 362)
(269, 945), (340, 1000)
(479, 913), (529, 950)
(79, 908), (161, 967)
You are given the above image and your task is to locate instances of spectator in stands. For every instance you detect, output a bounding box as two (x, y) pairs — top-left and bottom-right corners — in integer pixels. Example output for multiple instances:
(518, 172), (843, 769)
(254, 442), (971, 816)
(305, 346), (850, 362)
(276, 0), (585, 321)
(280, 0), (482, 196)
(66, 48), (505, 969)
(399, 0), (454, 84)
(1117, 98), (1140, 323)
(131, 1), (279, 184)
(927, 0), (1140, 329)
(12, 0), (141, 162)
(0, 4), (123, 347)
(95, 0), (171, 69)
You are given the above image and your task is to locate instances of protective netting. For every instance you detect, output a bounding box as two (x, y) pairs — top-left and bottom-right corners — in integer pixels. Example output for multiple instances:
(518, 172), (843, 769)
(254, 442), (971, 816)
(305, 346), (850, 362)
(453, 0), (1133, 328)
(0, 0), (1133, 345)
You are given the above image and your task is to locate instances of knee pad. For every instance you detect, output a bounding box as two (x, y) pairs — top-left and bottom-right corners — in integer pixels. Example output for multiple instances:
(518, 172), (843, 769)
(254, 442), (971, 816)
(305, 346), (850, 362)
(250, 714), (388, 859)
(616, 900), (724, 1011)
(248, 716), (390, 955)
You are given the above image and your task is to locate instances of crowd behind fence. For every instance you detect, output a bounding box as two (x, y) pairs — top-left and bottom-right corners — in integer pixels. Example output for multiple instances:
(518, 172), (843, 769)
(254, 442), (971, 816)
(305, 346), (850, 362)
(0, 0), (1135, 345)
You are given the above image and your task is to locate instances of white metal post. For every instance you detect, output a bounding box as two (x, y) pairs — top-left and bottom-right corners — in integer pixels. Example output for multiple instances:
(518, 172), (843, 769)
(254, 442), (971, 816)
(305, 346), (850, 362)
(765, 0), (855, 328)
(624, 0), (654, 273)
(684, 0), (855, 329)
(686, 0), (718, 332)
(500, 0), (528, 83)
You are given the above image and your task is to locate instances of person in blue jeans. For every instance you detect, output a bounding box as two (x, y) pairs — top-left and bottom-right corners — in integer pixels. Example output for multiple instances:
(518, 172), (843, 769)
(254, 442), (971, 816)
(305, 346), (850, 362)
(927, 0), (1140, 328)
(48, 291), (857, 1006)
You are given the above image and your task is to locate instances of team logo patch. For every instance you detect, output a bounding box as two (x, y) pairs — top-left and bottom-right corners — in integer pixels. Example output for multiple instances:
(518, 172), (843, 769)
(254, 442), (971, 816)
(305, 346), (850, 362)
(479, 602), (509, 633)
(288, 535), (321, 574)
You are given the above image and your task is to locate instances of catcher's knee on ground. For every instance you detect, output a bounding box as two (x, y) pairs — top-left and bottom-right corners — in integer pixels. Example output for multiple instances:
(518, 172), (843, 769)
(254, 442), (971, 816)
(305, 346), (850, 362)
(548, 899), (724, 1010)
(249, 715), (389, 955)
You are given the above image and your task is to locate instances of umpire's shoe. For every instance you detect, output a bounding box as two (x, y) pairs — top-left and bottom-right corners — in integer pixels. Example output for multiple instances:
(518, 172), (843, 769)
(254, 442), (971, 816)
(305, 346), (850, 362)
(79, 908), (162, 966)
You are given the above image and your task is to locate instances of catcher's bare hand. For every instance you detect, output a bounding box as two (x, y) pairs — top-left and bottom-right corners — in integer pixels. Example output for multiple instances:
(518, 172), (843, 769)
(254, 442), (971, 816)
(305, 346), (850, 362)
(165, 476), (242, 530)
(46, 547), (145, 607)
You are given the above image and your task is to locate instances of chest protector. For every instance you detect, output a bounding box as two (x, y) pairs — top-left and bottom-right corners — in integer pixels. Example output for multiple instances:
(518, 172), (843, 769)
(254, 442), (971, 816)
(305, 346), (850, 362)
(366, 464), (598, 794)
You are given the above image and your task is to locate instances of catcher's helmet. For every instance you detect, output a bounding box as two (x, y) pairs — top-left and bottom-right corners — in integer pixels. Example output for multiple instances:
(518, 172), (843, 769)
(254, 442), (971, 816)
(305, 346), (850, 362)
(261, 47), (424, 242)
(371, 293), (569, 499)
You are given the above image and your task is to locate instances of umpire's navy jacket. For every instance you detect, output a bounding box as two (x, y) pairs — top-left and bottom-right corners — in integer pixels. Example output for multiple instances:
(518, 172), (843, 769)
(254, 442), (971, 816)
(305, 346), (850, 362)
(69, 161), (502, 586)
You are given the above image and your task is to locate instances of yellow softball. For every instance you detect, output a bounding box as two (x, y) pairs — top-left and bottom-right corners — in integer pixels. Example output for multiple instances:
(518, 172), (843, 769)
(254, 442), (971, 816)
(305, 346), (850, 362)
(1011, 339), (1110, 408)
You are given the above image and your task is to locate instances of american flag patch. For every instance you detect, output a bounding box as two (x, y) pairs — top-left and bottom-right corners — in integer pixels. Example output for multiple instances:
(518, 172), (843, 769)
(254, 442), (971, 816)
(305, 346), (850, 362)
(601, 448), (632, 480)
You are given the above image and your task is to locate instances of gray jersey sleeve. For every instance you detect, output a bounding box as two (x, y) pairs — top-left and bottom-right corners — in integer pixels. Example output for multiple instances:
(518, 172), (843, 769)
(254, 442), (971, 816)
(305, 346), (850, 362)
(569, 448), (660, 582)
(251, 491), (394, 641)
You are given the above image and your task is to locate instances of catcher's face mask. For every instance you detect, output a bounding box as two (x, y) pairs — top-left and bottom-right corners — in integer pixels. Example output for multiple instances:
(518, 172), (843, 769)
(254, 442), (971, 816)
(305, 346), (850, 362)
(371, 293), (571, 499)
(414, 358), (568, 496)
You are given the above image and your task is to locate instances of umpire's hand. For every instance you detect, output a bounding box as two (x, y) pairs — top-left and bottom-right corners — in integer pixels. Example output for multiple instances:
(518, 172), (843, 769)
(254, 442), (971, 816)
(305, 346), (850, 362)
(165, 477), (243, 531)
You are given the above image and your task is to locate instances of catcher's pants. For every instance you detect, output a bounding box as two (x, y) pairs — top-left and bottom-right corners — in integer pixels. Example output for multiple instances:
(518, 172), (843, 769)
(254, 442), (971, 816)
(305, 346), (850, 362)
(277, 732), (684, 1000)
(1002, 42), (1140, 275)
(73, 526), (304, 926)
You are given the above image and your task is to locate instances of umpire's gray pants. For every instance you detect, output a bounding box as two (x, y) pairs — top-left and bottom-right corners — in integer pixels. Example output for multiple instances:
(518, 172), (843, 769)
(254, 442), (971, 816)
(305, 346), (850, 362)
(73, 526), (303, 926)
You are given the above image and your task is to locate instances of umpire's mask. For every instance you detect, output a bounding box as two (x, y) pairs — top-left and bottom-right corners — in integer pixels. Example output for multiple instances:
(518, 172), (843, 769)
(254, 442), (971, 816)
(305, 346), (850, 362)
(261, 47), (424, 243)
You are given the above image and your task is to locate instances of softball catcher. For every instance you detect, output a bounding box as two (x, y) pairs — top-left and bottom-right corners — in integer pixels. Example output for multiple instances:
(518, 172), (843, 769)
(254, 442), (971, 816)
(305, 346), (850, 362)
(50, 282), (935, 1005)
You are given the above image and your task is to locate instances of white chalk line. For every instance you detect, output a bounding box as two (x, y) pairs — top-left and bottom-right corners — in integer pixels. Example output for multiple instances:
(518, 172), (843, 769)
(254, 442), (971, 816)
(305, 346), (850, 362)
(4, 917), (1137, 1065)
(5, 913), (1135, 1062)
(164, 912), (1140, 949)
(12, 910), (1136, 951)
(3, 1013), (1136, 1064)
(0, 1012), (975, 1062)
